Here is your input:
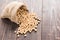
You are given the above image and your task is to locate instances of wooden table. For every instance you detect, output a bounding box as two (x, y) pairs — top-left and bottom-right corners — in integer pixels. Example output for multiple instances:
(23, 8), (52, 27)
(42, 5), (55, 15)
(0, 0), (60, 40)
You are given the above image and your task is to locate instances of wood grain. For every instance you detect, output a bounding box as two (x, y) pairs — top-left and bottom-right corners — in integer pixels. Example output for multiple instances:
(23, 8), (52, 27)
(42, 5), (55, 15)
(0, 0), (60, 40)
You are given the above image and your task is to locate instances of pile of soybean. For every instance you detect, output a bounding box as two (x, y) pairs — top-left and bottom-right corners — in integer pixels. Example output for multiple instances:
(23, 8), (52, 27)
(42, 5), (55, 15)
(15, 5), (40, 37)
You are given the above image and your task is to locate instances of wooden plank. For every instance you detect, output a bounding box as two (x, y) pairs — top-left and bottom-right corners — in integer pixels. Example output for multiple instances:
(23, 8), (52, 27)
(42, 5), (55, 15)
(55, 0), (60, 40)
(0, 19), (7, 40)
(42, 0), (56, 40)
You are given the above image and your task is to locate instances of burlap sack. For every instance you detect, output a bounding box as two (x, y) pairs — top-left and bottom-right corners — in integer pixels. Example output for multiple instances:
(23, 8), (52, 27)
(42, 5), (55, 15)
(1, 1), (28, 24)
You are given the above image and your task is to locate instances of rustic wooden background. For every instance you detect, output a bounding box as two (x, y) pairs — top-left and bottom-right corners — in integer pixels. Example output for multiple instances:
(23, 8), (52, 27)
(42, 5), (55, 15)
(0, 0), (60, 40)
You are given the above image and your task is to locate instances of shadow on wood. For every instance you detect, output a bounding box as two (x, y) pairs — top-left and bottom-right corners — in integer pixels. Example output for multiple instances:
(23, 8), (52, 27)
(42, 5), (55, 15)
(1, 18), (19, 31)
